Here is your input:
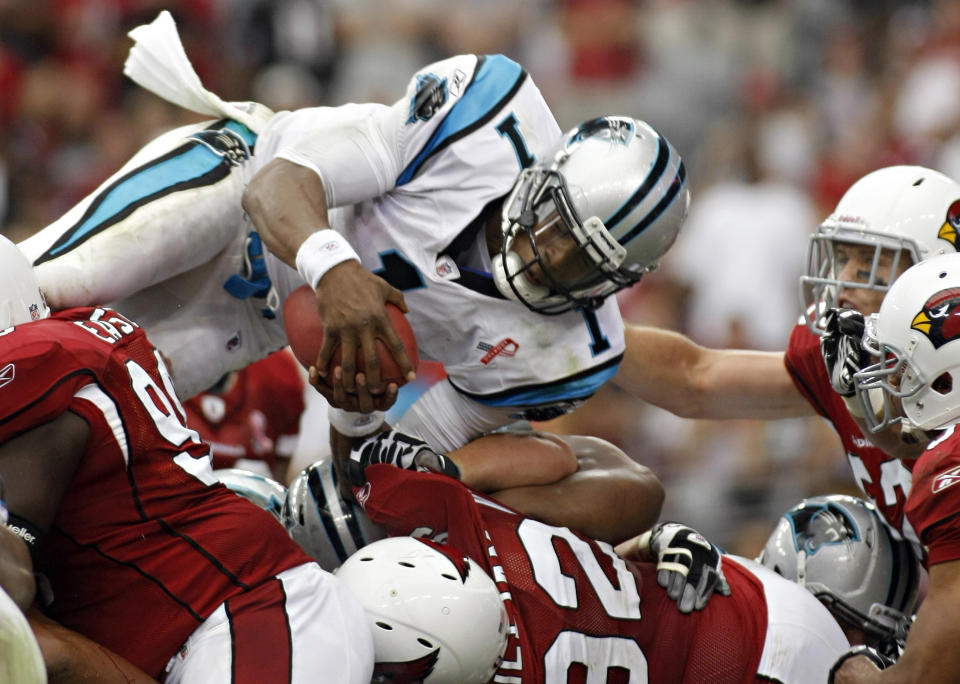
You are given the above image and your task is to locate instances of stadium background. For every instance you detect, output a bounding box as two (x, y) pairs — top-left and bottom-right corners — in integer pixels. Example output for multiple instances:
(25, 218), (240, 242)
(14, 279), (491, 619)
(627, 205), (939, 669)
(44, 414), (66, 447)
(1, 0), (958, 555)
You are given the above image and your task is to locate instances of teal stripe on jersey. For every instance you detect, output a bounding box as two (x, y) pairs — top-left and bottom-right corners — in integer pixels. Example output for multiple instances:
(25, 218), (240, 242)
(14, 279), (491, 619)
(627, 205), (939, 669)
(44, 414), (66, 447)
(469, 361), (620, 407)
(45, 122), (257, 258)
(396, 55), (525, 186)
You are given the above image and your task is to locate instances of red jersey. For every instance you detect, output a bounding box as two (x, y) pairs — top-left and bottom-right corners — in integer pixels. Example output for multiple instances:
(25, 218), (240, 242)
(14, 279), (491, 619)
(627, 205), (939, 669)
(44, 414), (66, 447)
(184, 348), (304, 473)
(904, 426), (960, 567)
(786, 322), (918, 546)
(0, 308), (312, 678)
(357, 465), (768, 683)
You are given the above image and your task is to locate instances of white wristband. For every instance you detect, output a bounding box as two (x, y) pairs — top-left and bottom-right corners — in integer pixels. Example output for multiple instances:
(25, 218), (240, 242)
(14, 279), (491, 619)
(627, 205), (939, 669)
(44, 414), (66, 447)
(328, 406), (386, 438)
(295, 230), (361, 289)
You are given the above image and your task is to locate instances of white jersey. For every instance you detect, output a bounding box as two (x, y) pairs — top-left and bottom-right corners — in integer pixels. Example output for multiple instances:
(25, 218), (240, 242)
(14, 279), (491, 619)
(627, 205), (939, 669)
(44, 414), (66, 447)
(269, 54), (625, 416)
(20, 53), (624, 434)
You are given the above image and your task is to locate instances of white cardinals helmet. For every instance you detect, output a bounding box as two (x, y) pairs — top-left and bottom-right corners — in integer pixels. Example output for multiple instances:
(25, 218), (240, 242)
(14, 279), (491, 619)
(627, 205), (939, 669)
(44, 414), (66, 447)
(801, 165), (960, 334)
(855, 252), (960, 432)
(336, 537), (509, 683)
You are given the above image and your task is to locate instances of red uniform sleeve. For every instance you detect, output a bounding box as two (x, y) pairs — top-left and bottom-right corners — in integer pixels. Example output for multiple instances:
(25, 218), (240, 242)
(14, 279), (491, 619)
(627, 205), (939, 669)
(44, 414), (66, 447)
(0, 320), (107, 441)
(784, 322), (832, 418)
(357, 465), (493, 563)
(906, 430), (960, 566)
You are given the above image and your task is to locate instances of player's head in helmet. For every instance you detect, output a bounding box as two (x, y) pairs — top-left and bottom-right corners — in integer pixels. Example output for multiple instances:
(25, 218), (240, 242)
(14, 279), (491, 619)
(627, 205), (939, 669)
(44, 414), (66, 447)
(282, 459), (385, 570)
(492, 116), (690, 315)
(758, 494), (919, 658)
(854, 252), (960, 434)
(336, 537), (509, 684)
(0, 234), (49, 328)
(801, 165), (960, 334)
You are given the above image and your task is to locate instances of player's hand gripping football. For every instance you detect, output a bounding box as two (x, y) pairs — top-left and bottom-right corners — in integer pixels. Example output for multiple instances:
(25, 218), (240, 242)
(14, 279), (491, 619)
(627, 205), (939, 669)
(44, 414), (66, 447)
(314, 260), (416, 400)
(646, 522), (731, 613)
(347, 428), (461, 487)
(820, 307), (869, 397)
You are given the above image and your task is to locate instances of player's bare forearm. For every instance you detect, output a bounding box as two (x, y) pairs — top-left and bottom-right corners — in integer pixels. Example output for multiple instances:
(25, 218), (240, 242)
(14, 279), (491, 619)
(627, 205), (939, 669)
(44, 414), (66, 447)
(450, 431), (578, 492)
(490, 435), (663, 544)
(616, 325), (813, 420)
(243, 159), (332, 268)
(29, 609), (160, 683)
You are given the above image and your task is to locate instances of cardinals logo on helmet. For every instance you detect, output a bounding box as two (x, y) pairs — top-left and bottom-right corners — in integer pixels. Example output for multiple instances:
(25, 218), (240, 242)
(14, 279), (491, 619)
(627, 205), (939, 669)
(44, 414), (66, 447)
(936, 199), (960, 250)
(910, 287), (960, 349)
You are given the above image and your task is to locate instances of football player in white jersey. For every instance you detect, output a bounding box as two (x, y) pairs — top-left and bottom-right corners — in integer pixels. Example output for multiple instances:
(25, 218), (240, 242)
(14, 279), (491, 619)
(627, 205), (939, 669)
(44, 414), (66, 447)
(20, 12), (689, 456)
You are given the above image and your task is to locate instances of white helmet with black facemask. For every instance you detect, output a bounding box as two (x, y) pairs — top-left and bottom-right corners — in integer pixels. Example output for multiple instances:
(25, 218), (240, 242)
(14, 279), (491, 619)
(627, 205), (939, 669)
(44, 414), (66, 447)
(492, 116), (690, 314)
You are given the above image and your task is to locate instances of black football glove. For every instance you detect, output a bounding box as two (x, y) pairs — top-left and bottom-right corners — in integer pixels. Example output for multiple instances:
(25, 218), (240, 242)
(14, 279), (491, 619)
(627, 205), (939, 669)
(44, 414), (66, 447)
(648, 522), (731, 613)
(827, 645), (893, 683)
(820, 307), (868, 397)
(348, 428), (461, 486)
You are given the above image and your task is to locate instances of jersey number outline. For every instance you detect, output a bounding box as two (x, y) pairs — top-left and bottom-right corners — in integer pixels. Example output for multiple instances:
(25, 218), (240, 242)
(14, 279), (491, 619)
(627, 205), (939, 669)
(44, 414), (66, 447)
(127, 350), (216, 485)
(517, 518), (648, 681)
(497, 113), (535, 169)
(847, 452), (918, 547)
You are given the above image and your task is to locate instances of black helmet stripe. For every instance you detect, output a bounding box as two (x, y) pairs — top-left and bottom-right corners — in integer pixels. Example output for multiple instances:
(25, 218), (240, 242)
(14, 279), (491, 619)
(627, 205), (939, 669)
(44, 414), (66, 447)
(619, 162), (687, 247)
(307, 465), (349, 563)
(603, 132), (669, 232)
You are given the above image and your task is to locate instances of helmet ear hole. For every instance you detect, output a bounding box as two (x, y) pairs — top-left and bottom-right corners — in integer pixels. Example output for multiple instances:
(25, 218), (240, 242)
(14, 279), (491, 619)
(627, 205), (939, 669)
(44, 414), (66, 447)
(932, 372), (953, 395)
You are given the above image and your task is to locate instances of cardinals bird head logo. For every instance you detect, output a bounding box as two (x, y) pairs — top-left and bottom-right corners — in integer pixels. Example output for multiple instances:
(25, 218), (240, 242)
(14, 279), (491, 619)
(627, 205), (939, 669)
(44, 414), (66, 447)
(936, 199), (960, 250)
(910, 287), (960, 348)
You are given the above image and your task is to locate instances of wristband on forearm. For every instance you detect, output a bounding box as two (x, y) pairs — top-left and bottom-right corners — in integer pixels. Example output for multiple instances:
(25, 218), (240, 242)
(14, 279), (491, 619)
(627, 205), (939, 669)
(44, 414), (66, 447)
(328, 406), (387, 438)
(295, 230), (361, 289)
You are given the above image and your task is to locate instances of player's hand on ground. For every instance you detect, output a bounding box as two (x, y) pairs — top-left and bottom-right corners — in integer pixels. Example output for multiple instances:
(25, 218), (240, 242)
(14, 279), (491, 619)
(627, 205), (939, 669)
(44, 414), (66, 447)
(828, 645), (892, 684)
(347, 429), (460, 486)
(648, 522), (731, 613)
(820, 307), (868, 397)
(313, 261), (415, 393)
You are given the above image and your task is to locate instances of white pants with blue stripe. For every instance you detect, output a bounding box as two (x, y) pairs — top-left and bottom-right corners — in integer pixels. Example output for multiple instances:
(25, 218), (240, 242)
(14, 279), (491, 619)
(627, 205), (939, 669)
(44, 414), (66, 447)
(19, 118), (306, 400)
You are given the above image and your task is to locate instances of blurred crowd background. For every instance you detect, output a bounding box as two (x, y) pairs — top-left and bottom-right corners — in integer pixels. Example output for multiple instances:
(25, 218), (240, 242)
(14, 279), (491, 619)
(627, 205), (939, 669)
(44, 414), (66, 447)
(3, 0), (960, 555)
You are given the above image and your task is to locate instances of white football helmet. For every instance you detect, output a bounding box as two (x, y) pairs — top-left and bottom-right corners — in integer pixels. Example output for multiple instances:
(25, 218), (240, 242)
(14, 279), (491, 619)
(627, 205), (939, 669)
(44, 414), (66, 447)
(493, 116), (690, 314)
(336, 537), (509, 683)
(282, 459), (385, 571)
(801, 165), (960, 334)
(213, 468), (287, 522)
(0, 234), (49, 329)
(854, 252), (960, 432)
(759, 495), (919, 654)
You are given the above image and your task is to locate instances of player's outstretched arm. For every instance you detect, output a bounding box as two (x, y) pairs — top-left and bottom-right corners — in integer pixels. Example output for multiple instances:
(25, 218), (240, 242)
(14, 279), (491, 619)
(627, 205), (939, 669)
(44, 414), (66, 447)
(488, 434), (663, 545)
(616, 324), (813, 420)
(830, 558), (960, 683)
(245, 159), (415, 396)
